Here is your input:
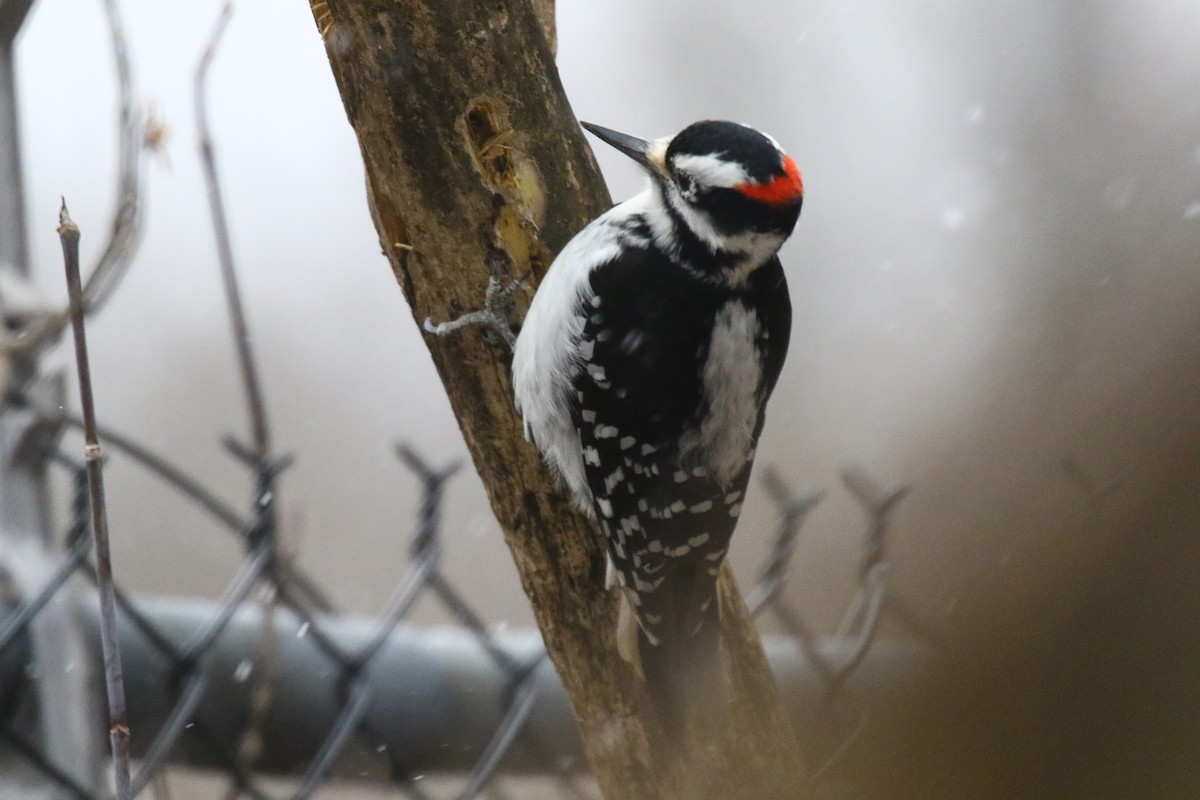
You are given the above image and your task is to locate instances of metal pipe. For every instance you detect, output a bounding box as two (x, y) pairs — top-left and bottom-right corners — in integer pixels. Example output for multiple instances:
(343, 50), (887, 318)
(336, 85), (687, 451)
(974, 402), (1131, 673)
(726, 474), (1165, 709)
(0, 4), (32, 275)
(69, 597), (575, 777)
(17, 596), (931, 780)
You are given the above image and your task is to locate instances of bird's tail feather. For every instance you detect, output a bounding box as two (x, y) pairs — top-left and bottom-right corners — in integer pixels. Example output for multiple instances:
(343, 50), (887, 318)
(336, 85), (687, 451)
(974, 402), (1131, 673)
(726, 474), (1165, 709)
(635, 588), (727, 735)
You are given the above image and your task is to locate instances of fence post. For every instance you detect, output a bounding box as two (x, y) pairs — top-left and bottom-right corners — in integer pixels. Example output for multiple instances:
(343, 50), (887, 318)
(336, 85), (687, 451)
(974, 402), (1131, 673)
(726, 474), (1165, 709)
(0, 0), (34, 277)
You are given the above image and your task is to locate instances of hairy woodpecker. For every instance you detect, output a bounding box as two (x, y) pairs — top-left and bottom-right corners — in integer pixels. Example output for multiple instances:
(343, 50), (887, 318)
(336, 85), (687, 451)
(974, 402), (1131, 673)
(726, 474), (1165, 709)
(512, 120), (802, 715)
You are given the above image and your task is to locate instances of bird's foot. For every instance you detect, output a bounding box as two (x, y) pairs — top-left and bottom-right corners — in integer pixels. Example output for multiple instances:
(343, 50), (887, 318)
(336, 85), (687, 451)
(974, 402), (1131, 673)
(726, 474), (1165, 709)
(422, 274), (525, 350)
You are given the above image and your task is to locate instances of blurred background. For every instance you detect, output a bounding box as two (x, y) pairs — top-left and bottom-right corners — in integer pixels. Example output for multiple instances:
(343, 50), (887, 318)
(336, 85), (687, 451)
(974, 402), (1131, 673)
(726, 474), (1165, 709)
(4, 0), (1200, 797)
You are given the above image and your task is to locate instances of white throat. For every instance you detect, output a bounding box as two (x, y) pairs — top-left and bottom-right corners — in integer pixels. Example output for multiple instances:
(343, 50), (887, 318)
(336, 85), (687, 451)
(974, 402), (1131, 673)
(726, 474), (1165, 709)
(645, 182), (785, 285)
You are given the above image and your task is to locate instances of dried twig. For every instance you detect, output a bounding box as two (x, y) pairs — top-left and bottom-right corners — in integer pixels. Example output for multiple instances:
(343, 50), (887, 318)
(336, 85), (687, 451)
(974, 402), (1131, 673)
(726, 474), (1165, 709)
(58, 200), (132, 800)
(9, 0), (147, 355)
(86, 0), (146, 308)
(194, 6), (284, 784)
(196, 1), (270, 459)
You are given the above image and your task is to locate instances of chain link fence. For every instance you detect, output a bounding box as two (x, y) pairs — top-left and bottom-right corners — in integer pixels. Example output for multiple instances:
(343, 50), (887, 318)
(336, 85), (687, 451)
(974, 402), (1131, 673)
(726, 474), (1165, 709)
(0, 2), (933, 797)
(1, 411), (922, 800)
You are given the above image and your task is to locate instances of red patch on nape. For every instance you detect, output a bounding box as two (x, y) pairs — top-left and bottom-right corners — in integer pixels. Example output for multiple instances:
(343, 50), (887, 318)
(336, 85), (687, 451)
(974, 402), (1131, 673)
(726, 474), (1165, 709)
(735, 155), (804, 205)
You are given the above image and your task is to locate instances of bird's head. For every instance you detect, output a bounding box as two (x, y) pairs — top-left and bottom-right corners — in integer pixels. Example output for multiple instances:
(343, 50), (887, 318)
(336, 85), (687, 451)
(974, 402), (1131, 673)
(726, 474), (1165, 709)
(582, 119), (803, 250)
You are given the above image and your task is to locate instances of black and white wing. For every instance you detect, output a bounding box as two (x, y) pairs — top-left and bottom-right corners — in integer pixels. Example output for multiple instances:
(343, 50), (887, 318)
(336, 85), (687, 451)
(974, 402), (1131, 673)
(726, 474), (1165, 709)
(573, 247), (791, 646)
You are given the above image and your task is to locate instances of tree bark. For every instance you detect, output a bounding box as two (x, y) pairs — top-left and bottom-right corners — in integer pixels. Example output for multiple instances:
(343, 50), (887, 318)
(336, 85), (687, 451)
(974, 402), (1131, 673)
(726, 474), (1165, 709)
(308, 1), (807, 797)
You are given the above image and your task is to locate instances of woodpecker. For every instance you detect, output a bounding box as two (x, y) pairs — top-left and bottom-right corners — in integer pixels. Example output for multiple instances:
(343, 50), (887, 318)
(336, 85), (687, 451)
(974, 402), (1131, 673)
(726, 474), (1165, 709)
(512, 120), (802, 717)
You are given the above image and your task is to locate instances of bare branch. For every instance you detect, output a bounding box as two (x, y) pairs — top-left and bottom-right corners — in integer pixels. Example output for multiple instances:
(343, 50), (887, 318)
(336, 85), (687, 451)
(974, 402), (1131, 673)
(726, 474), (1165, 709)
(195, 2), (270, 460)
(7, 0), (148, 356)
(84, 0), (147, 309)
(58, 199), (133, 800)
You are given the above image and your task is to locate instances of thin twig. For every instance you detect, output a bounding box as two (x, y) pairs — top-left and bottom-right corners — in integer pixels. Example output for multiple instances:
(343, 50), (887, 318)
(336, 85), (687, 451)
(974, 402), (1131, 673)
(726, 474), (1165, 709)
(87, 0), (145, 308)
(194, 10), (289, 775)
(58, 199), (132, 800)
(10, 0), (147, 355)
(196, 2), (269, 459)
(196, 12), (291, 776)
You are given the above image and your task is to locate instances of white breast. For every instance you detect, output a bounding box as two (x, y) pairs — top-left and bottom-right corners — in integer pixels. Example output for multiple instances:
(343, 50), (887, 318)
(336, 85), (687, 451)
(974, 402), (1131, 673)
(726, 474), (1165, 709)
(681, 300), (763, 486)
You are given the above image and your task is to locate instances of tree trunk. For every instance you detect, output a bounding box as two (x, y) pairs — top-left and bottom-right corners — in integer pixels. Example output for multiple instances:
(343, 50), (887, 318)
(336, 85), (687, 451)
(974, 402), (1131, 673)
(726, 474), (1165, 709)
(308, 1), (807, 796)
